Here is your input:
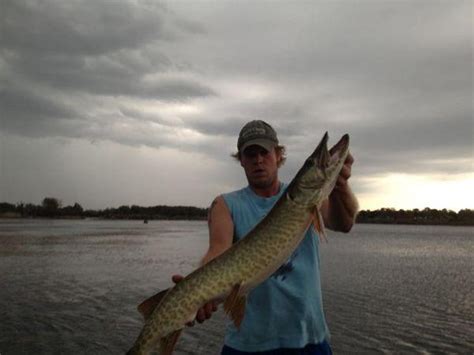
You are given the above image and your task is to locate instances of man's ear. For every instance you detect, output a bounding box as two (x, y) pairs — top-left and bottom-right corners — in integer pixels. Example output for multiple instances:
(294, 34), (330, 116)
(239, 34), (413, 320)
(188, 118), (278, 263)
(239, 152), (245, 167)
(275, 149), (283, 166)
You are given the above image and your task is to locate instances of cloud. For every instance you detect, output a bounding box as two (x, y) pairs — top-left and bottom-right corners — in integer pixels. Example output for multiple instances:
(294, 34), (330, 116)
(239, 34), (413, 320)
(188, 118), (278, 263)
(0, 0), (471, 209)
(1, 0), (214, 99)
(0, 0), (216, 148)
(1, 0), (195, 55)
(0, 85), (81, 137)
(3, 50), (215, 99)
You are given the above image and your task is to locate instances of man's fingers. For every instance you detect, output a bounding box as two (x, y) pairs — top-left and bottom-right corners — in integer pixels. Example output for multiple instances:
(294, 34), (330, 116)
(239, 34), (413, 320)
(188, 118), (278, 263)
(204, 303), (215, 318)
(185, 301), (219, 327)
(172, 274), (184, 284)
(196, 308), (206, 323)
(194, 302), (218, 324)
(344, 152), (354, 166)
(340, 165), (351, 180)
(335, 176), (347, 189)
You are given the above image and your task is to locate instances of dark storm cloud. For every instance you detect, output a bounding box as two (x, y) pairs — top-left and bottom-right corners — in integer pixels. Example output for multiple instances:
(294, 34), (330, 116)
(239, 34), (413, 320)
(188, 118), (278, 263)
(0, 0), (213, 113)
(1, 87), (73, 122)
(3, 46), (215, 99)
(0, 85), (80, 137)
(2, 0), (178, 55)
(4, 50), (166, 95)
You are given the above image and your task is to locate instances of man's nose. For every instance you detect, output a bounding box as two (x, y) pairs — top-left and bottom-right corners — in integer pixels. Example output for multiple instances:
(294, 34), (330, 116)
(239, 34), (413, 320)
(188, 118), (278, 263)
(254, 152), (265, 163)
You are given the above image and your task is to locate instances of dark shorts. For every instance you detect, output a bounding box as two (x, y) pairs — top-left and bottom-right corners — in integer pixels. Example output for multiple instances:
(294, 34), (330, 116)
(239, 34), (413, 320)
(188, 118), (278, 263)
(221, 341), (333, 355)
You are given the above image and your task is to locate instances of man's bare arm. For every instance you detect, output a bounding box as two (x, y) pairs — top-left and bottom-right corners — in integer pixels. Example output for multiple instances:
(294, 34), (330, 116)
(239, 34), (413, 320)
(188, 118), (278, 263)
(201, 195), (234, 265)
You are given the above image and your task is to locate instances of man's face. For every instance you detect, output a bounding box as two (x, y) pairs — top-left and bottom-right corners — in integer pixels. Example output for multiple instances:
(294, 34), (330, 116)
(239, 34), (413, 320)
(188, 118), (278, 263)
(240, 145), (281, 189)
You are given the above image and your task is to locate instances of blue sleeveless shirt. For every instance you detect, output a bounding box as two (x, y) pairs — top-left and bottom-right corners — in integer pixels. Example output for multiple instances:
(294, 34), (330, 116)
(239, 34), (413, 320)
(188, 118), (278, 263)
(222, 183), (330, 352)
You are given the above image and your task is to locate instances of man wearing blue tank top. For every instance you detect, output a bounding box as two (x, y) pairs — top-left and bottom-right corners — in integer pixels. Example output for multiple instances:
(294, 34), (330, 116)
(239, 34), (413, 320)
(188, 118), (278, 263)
(174, 120), (359, 354)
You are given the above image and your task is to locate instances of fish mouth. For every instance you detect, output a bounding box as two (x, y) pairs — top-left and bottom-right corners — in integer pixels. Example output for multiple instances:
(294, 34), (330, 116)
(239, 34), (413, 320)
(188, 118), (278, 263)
(328, 134), (349, 165)
(310, 132), (349, 168)
(284, 131), (350, 205)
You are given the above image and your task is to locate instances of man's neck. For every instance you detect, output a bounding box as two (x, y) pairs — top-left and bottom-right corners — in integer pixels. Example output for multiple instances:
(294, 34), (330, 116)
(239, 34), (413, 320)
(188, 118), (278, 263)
(249, 180), (281, 198)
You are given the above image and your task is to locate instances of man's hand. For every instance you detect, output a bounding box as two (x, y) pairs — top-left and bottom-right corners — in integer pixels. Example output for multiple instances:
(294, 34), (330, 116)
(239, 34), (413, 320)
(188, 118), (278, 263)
(334, 152), (354, 191)
(321, 150), (359, 232)
(172, 275), (218, 326)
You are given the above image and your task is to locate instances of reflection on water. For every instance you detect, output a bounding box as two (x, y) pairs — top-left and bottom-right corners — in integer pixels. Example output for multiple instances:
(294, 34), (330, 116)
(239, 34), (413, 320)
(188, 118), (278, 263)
(0, 220), (473, 354)
(321, 224), (474, 354)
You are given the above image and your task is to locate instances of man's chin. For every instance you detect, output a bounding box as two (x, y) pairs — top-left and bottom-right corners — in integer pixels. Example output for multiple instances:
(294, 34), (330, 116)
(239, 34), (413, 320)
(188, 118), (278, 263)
(249, 178), (273, 189)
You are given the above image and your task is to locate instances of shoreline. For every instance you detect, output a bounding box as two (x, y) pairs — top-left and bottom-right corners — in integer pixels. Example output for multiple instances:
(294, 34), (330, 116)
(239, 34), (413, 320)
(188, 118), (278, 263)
(0, 216), (472, 226)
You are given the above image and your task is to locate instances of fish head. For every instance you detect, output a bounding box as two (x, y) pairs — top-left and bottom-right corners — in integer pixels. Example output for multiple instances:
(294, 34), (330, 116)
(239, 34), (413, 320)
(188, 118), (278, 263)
(287, 132), (350, 207)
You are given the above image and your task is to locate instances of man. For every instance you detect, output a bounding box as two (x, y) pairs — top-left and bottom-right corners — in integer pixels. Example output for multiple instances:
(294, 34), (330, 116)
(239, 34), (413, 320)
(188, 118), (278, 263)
(175, 120), (358, 354)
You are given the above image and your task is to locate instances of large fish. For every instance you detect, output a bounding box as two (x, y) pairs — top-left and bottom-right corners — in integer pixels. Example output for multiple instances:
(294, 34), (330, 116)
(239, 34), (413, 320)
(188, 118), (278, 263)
(127, 132), (350, 355)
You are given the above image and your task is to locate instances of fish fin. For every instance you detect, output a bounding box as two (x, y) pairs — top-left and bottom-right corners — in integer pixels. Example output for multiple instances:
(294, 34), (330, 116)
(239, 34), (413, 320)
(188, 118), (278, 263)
(159, 329), (183, 355)
(137, 288), (169, 320)
(231, 294), (247, 329)
(223, 283), (247, 329)
(312, 208), (328, 243)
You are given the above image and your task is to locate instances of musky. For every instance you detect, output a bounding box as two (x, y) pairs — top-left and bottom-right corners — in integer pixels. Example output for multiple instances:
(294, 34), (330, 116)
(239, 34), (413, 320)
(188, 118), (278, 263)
(1, 0), (472, 211)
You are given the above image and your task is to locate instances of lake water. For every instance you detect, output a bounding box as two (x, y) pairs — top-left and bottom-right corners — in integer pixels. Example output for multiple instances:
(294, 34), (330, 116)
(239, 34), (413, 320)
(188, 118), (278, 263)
(0, 219), (472, 354)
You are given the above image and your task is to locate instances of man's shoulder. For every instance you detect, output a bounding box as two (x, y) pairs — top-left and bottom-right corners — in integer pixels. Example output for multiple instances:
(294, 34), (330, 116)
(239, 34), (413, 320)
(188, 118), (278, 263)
(220, 186), (249, 212)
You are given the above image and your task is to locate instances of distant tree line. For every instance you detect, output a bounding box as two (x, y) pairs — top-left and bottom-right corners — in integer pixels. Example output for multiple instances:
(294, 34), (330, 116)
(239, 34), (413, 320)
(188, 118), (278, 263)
(0, 197), (207, 220)
(0, 198), (83, 218)
(356, 208), (473, 226)
(1, 198), (473, 225)
(96, 204), (207, 220)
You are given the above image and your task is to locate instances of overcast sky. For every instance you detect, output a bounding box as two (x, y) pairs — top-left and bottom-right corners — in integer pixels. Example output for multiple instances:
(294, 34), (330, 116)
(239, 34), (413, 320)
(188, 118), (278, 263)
(0, 0), (472, 211)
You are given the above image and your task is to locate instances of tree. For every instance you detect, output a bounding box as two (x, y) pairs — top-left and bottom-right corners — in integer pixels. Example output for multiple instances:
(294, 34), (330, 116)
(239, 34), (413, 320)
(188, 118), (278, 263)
(42, 197), (61, 217)
(72, 203), (83, 215)
(60, 202), (84, 217)
(0, 202), (15, 213)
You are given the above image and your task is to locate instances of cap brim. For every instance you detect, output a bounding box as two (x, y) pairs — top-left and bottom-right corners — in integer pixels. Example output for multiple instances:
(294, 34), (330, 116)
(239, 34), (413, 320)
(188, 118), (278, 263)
(240, 139), (277, 153)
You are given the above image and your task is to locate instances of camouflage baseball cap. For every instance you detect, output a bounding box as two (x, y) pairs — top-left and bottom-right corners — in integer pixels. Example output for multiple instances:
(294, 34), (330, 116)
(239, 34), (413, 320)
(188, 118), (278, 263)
(237, 120), (279, 152)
